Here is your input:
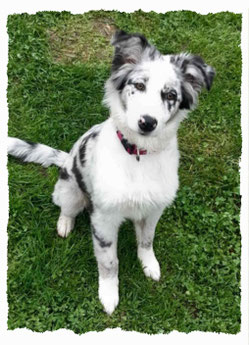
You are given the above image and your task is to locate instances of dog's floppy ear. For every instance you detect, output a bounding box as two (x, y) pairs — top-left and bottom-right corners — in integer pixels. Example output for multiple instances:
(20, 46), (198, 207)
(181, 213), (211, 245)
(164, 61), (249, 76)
(171, 53), (215, 110)
(111, 30), (156, 71)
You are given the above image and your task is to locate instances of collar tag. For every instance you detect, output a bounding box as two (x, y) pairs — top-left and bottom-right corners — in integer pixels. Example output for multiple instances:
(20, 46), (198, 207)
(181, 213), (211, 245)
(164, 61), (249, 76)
(136, 150), (140, 161)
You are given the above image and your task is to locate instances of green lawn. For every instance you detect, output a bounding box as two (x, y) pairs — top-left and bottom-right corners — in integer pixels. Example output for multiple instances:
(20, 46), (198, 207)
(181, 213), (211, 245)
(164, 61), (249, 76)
(7, 10), (241, 334)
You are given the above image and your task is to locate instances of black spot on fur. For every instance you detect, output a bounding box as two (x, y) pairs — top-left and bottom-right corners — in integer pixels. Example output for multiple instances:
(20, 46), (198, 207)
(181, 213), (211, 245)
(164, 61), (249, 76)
(161, 90), (177, 111)
(179, 83), (193, 110)
(167, 101), (172, 112)
(72, 156), (94, 213)
(24, 140), (38, 148)
(112, 70), (133, 91)
(92, 225), (112, 248)
(120, 98), (127, 111)
(112, 30), (149, 50)
(79, 141), (87, 167)
(190, 56), (215, 91)
(59, 167), (70, 180)
(171, 53), (215, 93)
(72, 156), (87, 193)
(18, 153), (28, 161)
(79, 131), (99, 166)
(17, 140), (38, 161)
(111, 30), (150, 72)
(141, 240), (152, 249)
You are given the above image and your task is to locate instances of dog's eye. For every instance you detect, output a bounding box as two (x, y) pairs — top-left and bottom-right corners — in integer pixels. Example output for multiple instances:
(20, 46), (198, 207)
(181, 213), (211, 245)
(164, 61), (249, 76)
(134, 83), (145, 91)
(166, 91), (177, 101)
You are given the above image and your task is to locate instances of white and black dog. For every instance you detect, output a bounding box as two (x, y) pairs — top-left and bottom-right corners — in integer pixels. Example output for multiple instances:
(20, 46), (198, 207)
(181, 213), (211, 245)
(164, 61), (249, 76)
(8, 30), (215, 315)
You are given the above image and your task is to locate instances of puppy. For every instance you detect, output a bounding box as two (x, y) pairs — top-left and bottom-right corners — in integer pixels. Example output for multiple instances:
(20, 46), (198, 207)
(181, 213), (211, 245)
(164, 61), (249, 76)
(8, 30), (215, 315)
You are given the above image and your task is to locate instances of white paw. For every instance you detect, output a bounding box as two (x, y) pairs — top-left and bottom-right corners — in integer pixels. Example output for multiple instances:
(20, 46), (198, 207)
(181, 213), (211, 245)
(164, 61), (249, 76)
(57, 214), (75, 238)
(98, 277), (119, 315)
(143, 259), (161, 281)
(138, 248), (161, 281)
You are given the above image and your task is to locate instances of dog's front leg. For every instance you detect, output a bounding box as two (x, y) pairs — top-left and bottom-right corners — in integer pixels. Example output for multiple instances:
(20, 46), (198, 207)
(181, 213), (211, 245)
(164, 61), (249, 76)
(91, 211), (122, 315)
(134, 208), (164, 281)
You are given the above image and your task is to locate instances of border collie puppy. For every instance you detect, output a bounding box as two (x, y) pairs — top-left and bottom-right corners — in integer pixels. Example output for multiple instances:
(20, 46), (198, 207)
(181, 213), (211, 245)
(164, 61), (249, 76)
(8, 30), (215, 315)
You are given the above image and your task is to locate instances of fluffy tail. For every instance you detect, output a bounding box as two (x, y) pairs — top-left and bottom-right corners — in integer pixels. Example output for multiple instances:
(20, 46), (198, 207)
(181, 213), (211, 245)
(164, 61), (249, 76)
(8, 137), (69, 168)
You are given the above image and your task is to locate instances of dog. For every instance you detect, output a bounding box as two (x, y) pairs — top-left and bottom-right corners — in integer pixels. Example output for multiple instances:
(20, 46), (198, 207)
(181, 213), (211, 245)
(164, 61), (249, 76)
(8, 30), (215, 315)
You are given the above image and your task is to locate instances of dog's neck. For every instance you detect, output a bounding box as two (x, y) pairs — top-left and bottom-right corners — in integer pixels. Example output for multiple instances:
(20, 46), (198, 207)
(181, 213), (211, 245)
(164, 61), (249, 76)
(116, 129), (148, 161)
(110, 112), (182, 154)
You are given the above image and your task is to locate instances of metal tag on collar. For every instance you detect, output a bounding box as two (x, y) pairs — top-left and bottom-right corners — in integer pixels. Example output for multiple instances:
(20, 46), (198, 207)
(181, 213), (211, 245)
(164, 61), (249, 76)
(136, 149), (140, 162)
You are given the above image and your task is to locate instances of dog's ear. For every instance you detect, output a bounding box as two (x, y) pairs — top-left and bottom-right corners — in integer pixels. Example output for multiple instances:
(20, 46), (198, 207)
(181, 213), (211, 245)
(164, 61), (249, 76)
(111, 30), (156, 71)
(171, 54), (215, 110)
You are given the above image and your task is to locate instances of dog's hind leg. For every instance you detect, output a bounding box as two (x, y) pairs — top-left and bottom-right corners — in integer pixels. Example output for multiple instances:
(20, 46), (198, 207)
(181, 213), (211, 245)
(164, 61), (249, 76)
(52, 168), (87, 238)
(134, 208), (164, 281)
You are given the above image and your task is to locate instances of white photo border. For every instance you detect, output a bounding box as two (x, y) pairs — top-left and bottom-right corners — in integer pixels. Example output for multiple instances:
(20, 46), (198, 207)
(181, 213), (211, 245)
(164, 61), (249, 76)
(0, 1), (248, 344)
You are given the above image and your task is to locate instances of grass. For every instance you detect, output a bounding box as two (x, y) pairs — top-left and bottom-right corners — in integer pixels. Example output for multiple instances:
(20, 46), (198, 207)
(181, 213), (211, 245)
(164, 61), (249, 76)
(7, 10), (241, 334)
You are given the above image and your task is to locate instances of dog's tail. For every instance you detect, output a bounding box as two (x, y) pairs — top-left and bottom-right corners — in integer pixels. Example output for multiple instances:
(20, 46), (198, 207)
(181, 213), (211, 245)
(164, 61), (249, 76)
(8, 137), (69, 168)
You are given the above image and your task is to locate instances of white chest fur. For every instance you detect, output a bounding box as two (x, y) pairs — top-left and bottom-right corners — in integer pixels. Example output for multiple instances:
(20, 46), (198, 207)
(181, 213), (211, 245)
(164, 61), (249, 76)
(87, 120), (180, 220)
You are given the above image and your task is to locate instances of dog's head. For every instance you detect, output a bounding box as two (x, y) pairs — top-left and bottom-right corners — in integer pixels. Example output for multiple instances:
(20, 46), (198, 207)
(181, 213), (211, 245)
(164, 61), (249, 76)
(104, 30), (215, 146)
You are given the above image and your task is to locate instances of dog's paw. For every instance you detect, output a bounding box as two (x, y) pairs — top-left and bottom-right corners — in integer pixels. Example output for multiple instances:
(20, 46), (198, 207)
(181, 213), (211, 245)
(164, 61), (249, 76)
(57, 214), (75, 238)
(143, 259), (161, 281)
(138, 248), (161, 281)
(99, 277), (119, 315)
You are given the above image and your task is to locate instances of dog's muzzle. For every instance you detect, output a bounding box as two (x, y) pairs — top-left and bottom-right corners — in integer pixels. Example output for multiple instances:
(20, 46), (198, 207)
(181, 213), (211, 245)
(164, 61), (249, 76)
(138, 115), (158, 133)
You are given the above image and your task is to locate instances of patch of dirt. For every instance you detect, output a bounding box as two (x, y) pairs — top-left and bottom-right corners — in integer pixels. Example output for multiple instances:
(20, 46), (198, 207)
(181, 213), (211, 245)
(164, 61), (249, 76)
(91, 18), (116, 39)
(48, 16), (117, 65)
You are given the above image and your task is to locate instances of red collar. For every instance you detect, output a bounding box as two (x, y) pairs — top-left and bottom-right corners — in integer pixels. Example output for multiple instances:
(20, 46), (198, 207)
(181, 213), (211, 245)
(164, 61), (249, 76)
(116, 130), (147, 161)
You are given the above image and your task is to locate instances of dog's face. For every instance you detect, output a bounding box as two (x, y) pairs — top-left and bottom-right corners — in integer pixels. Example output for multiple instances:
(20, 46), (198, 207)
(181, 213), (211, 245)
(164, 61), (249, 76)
(104, 31), (215, 138)
(117, 57), (183, 136)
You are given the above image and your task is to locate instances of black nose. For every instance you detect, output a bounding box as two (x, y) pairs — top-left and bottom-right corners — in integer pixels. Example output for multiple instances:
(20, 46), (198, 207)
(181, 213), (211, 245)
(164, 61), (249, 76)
(138, 115), (158, 133)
